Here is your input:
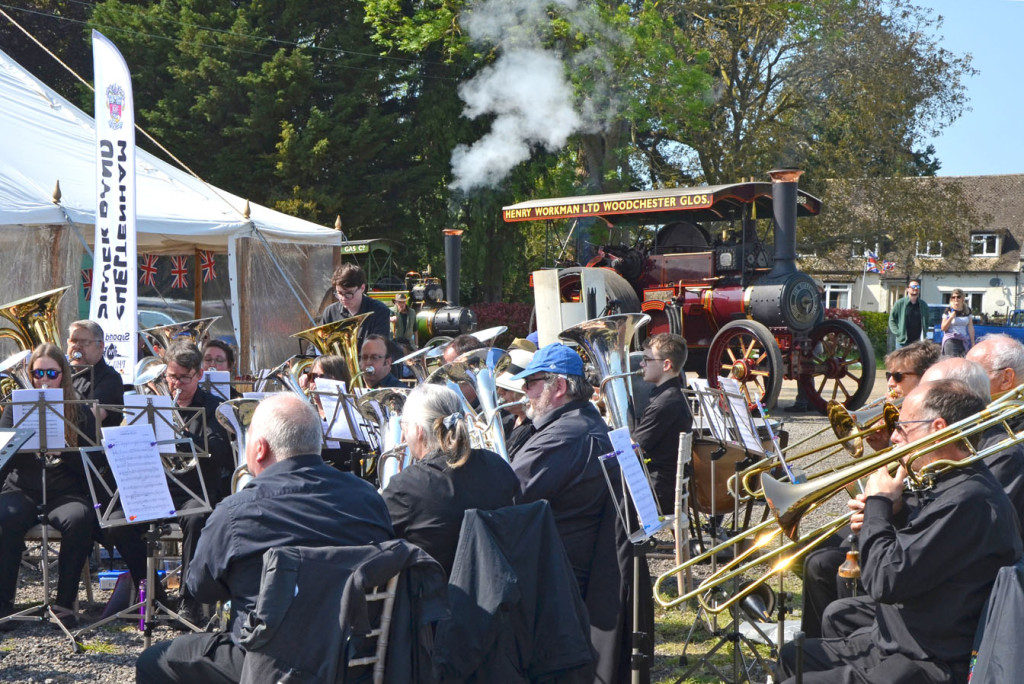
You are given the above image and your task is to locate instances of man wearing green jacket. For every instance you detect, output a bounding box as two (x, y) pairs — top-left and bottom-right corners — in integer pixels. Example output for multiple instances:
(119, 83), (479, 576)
(889, 279), (930, 349)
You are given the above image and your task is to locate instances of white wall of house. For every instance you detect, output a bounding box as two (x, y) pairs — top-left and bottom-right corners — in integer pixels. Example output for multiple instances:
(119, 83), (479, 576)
(817, 272), (1024, 316)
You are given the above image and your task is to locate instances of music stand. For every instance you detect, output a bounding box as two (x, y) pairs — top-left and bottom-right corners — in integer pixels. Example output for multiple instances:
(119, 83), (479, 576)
(668, 379), (777, 683)
(0, 392), (98, 652)
(314, 383), (376, 478)
(75, 425), (212, 648)
(596, 427), (674, 684)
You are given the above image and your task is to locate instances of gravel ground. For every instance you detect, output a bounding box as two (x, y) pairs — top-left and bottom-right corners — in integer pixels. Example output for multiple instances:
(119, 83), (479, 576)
(0, 375), (883, 682)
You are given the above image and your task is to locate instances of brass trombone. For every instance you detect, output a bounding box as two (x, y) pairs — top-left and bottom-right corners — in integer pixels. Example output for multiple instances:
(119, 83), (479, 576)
(654, 386), (1024, 614)
(728, 398), (900, 502)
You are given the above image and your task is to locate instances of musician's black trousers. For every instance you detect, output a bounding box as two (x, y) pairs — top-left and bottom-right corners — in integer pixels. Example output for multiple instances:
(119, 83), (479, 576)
(136, 632), (244, 684)
(777, 627), (954, 684)
(0, 490), (93, 608)
(104, 498), (209, 603)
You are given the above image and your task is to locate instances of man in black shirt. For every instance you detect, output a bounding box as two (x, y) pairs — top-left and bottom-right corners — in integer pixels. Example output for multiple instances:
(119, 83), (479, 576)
(358, 334), (406, 389)
(319, 263), (391, 347)
(68, 319), (124, 427)
(777, 379), (1022, 684)
(633, 333), (692, 514)
(136, 393), (394, 683)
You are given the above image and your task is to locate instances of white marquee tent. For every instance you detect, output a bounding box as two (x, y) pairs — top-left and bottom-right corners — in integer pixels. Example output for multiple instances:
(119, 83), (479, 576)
(0, 48), (342, 370)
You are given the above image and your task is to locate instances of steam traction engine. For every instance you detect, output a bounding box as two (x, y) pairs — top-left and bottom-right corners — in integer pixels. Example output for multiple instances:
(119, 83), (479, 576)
(502, 170), (875, 412)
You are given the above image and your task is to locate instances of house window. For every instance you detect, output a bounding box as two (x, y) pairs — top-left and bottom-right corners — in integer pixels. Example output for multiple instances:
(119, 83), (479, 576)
(970, 233), (1000, 257)
(942, 291), (982, 313)
(915, 240), (943, 258)
(851, 242), (880, 259)
(824, 283), (852, 309)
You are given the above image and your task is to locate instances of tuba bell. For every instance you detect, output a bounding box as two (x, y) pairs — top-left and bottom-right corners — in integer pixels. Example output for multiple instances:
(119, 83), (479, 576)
(0, 286), (69, 352)
(291, 312), (372, 388)
(141, 317), (220, 358)
(559, 313), (650, 430)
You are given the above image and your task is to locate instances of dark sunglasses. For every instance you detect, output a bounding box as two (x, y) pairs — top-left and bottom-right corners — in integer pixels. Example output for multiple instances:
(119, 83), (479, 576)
(31, 369), (61, 380)
(885, 371), (918, 383)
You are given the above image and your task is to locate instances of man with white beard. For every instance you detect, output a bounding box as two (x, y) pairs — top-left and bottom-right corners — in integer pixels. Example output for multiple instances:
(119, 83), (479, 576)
(509, 342), (629, 684)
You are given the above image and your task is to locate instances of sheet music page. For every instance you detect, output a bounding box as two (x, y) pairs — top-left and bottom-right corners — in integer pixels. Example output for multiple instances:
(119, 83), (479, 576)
(719, 378), (764, 454)
(242, 392), (271, 400)
(124, 394), (177, 455)
(12, 388), (64, 451)
(101, 423), (176, 523)
(608, 427), (662, 535)
(315, 379), (358, 440)
(689, 379), (729, 441)
(204, 370), (231, 401)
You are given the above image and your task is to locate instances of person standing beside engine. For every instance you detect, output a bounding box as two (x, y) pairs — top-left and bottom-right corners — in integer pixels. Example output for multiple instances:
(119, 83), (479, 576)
(888, 279), (930, 349)
(940, 288), (975, 357)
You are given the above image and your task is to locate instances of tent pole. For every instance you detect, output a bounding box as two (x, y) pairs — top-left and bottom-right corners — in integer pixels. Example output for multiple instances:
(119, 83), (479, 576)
(193, 247), (203, 320)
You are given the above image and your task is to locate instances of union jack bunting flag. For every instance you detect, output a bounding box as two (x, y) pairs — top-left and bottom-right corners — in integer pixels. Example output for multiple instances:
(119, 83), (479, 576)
(865, 250), (881, 274)
(139, 254), (159, 287)
(200, 250), (216, 282)
(81, 269), (92, 299)
(170, 255), (189, 289)
(882, 260), (896, 272)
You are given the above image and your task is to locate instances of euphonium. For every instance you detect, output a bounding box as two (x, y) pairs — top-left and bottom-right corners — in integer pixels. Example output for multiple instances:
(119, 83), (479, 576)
(0, 286), (69, 351)
(0, 349), (33, 396)
(216, 398), (260, 492)
(447, 348), (511, 461)
(559, 313), (650, 430)
(291, 312), (372, 388)
(140, 317), (220, 358)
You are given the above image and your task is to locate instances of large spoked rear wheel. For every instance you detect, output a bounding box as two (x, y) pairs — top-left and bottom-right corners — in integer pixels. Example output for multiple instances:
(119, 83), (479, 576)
(707, 320), (783, 409)
(797, 319), (876, 414)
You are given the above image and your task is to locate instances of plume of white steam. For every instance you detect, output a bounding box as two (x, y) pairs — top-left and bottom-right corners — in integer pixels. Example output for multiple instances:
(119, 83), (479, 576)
(450, 50), (580, 192)
(449, 0), (615, 193)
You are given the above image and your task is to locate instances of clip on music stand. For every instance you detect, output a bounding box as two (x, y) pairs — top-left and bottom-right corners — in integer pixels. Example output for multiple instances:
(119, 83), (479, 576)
(0, 392), (98, 652)
(76, 424), (211, 648)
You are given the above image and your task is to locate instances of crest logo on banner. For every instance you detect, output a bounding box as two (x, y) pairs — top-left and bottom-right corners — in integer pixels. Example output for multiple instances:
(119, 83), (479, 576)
(105, 83), (125, 130)
(92, 30), (138, 382)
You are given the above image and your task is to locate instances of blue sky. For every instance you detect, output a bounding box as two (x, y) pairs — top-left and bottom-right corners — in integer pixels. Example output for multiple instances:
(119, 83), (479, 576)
(917, 0), (1024, 177)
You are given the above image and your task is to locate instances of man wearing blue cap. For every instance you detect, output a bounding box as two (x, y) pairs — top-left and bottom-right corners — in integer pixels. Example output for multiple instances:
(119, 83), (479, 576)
(510, 342), (627, 684)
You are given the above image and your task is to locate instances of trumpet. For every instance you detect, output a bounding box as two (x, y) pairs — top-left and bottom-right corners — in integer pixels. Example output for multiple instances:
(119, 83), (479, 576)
(655, 386), (1024, 614)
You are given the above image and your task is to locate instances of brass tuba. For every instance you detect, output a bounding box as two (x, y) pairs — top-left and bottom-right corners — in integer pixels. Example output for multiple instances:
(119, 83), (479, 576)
(291, 312), (372, 388)
(140, 317), (220, 358)
(0, 286), (69, 352)
(559, 313), (650, 430)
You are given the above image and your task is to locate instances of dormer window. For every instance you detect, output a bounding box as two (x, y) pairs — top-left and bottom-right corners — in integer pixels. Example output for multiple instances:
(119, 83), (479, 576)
(970, 233), (1000, 257)
(915, 240), (943, 258)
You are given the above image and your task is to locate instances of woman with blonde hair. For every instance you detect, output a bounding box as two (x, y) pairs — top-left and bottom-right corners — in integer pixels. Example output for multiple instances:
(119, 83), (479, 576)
(0, 343), (97, 628)
(383, 383), (519, 575)
(941, 288), (975, 357)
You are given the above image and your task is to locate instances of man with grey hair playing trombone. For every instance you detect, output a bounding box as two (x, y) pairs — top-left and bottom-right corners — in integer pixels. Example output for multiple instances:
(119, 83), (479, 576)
(777, 379), (1022, 684)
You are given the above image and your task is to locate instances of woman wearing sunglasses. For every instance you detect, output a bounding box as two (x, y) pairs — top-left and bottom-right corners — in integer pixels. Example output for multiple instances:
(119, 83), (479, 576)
(0, 343), (97, 629)
(940, 288), (975, 358)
